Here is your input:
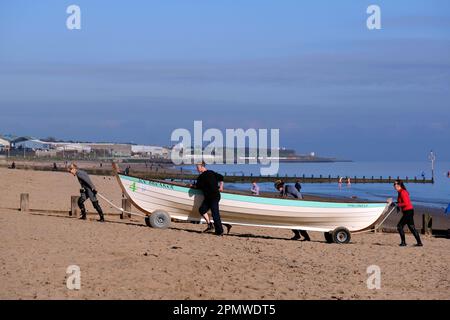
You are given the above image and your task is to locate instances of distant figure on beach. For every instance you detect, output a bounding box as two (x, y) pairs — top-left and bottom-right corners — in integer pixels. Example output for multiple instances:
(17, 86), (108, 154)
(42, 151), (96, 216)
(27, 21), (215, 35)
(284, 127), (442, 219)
(10, 161), (16, 169)
(68, 163), (104, 222)
(447, 171), (450, 178)
(421, 171), (425, 179)
(251, 181), (260, 195)
(124, 165), (130, 176)
(190, 161), (227, 236)
(275, 180), (303, 200)
(100, 162), (103, 168)
(294, 180), (302, 193)
(394, 180), (422, 247)
(52, 162), (57, 171)
(347, 177), (351, 187)
(274, 180), (310, 241)
(338, 177), (343, 189)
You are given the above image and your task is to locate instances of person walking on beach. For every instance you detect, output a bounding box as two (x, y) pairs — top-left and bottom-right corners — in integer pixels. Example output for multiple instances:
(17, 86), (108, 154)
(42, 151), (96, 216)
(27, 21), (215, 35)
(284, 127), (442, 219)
(394, 180), (422, 247)
(275, 180), (310, 241)
(251, 181), (260, 195)
(191, 161), (226, 236)
(69, 163), (105, 222)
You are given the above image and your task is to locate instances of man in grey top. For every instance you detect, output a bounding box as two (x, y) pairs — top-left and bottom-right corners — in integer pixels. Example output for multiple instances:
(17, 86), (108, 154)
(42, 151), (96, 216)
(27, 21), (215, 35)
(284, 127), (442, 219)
(69, 163), (104, 222)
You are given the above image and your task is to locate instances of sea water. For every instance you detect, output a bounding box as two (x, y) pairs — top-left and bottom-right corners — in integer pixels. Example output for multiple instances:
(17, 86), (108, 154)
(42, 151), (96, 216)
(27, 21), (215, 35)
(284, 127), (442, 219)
(183, 161), (450, 209)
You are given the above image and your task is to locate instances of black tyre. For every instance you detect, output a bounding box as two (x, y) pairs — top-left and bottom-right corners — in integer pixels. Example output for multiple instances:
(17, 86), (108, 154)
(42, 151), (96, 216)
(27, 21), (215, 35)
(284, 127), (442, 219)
(331, 227), (351, 244)
(324, 232), (333, 243)
(145, 210), (171, 229)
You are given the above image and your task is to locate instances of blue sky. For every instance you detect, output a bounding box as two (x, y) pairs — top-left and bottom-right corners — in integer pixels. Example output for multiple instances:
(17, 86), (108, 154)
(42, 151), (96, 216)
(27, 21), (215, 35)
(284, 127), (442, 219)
(0, 0), (449, 160)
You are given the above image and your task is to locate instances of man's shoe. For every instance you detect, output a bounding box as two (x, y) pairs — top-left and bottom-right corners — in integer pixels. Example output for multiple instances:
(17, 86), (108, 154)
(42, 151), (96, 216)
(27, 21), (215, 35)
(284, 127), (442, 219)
(301, 237), (311, 242)
(414, 243), (423, 247)
(203, 222), (214, 233)
(399, 243), (407, 247)
(79, 215), (86, 220)
(224, 224), (232, 234)
(291, 235), (301, 240)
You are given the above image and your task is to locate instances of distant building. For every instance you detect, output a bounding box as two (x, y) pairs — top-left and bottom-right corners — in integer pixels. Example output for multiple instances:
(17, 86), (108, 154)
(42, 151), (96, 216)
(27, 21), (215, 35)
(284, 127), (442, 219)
(86, 143), (132, 157)
(131, 145), (170, 158)
(0, 137), (10, 151)
(14, 139), (51, 151)
(10, 136), (33, 147)
(51, 143), (92, 153)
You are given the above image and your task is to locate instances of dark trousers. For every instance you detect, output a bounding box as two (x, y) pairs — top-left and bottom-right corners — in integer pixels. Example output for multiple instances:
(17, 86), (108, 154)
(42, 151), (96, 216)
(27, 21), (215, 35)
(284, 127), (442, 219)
(199, 198), (224, 235)
(397, 209), (422, 244)
(78, 189), (104, 218)
(293, 229), (310, 240)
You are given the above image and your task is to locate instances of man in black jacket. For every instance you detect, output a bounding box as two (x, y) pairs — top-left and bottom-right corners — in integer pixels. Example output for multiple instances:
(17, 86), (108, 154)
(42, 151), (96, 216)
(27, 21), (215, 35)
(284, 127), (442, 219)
(192, 161), (225, 235)
(69, 163), (104, 222)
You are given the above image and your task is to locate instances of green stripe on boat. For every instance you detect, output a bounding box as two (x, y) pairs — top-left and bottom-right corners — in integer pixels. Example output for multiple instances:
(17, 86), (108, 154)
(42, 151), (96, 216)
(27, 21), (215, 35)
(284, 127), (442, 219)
(119, 175), (386, 209)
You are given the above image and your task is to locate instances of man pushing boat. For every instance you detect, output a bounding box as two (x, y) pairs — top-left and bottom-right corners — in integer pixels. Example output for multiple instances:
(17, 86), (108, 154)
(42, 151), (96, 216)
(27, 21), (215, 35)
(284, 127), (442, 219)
(191, 161), (227, 236)
(68, 163), (105, 222)
(275, 180), (310, 241)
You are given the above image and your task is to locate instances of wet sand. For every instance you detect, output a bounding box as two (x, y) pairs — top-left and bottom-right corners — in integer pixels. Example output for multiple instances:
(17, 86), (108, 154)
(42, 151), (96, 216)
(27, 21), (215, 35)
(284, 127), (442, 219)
(0, 168), (449, 300)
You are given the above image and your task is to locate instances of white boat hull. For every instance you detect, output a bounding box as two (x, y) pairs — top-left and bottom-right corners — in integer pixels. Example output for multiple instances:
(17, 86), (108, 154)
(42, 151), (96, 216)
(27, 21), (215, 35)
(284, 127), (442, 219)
(115, 173), (389, 233)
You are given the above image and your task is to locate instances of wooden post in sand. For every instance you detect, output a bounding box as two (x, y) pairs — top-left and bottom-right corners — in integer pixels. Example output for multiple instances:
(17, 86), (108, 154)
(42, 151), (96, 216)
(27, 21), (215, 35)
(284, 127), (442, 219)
(422, 213), (432, 236)
(70, 196), (79, 217)
(20, 193), (29, 212)
(121, 198), (131, 219)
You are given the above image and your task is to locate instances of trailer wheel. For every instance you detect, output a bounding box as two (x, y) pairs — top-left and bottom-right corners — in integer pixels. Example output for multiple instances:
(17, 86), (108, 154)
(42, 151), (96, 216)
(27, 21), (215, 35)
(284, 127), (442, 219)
(145, 210), (171, 229)
(324, 232), (333, 243)
(331, 227), (351, 244)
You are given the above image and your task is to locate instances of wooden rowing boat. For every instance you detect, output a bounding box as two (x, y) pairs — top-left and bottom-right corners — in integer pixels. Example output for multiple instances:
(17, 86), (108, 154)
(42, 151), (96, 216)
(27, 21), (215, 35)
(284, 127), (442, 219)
(112, 164), (392, 243)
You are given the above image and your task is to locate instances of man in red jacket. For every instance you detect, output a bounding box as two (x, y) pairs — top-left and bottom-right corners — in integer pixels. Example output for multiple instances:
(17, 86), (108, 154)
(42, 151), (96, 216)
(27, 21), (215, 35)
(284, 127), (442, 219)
(394, 180), (423, 247)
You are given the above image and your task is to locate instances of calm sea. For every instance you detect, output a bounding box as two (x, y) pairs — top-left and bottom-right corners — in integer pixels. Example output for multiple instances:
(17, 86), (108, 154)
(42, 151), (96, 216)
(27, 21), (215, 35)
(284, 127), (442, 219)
(182, 161), (450, 209)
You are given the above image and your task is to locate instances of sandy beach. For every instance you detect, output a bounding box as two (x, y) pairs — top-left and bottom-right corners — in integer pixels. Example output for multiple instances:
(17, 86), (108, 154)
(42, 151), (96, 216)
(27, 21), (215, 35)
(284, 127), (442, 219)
(0, 167), (449, 300)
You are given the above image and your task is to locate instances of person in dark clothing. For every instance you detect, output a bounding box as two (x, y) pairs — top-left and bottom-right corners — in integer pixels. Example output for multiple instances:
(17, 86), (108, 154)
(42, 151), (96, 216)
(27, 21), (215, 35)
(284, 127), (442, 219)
(394, 180), (422, 247)
(69, 163), (104, 222)
(294, 180), (302, 193)
(191, 161), (226, 236)
(275, 180), (310, 241)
